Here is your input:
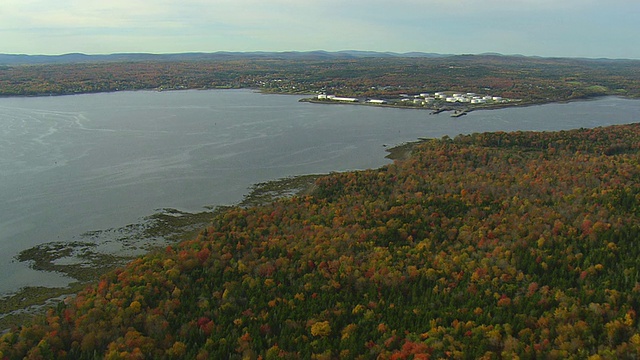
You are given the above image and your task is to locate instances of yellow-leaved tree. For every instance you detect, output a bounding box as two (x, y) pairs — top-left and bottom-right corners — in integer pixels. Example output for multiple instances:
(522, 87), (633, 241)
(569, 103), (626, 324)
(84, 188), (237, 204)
(311, 321), (331, 337)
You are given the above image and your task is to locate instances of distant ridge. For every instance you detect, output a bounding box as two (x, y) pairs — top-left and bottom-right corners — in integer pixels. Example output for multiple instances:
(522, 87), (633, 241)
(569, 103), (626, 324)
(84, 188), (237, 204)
(0, 51), (453, 65)
(1, 51), (634, 66)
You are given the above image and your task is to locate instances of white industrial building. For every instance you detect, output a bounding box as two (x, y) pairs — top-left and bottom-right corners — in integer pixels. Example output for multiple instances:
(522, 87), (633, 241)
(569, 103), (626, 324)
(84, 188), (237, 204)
(330, 96), (359, 102)
(317, 94), (359, 102)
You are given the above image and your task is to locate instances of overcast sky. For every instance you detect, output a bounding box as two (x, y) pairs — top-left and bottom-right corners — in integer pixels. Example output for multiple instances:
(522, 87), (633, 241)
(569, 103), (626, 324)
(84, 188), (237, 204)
(1, 0), (638, 59)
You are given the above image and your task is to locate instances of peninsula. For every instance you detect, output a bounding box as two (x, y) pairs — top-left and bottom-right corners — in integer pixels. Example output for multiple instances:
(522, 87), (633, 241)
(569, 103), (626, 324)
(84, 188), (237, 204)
(300, 91), (519, 117)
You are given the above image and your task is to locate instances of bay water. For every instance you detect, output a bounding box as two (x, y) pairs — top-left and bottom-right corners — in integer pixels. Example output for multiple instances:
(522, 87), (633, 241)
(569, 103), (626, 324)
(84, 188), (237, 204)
(0, 90), (638, 295)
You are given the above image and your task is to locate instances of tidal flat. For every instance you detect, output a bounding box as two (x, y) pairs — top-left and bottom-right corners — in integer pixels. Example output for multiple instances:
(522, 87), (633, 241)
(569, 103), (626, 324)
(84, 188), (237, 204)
(0, 173), (323, 331)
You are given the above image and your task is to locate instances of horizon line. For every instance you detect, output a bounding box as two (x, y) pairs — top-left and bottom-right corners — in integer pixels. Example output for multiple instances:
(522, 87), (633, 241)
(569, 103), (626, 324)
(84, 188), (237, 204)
(0, 50), (637, 62)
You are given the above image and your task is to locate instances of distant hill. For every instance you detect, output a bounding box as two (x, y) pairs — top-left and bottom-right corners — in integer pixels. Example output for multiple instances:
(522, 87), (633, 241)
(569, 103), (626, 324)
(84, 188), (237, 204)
(0, 51), (452, 65)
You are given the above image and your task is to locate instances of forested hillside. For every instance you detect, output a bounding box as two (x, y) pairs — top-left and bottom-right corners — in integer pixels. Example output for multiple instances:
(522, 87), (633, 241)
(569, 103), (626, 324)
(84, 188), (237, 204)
(1, 55), (640, 103)
(3, 123), (640, 359)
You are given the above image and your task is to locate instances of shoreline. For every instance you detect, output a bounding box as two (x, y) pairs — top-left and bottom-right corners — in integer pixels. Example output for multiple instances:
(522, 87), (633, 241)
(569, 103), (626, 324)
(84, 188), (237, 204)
(0, 173), (325, 331)
(0, 138), (413, 331)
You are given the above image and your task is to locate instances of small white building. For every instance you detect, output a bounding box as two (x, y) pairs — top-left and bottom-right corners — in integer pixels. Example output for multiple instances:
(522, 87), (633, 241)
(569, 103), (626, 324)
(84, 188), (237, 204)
(317, 94), (328, 100)
(446, 97), (457, 102)
(419, 93), (430, 98)
(367, 99), (387, 104)
(492, 96), (503, 101)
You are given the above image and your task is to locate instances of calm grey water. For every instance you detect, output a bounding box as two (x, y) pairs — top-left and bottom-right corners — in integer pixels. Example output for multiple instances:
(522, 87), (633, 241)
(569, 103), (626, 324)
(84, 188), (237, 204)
(0, 90), (638, 295)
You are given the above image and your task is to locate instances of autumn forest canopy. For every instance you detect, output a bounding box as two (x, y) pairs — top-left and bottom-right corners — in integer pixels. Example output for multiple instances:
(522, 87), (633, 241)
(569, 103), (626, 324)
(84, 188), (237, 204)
(4, 120), (640, 358)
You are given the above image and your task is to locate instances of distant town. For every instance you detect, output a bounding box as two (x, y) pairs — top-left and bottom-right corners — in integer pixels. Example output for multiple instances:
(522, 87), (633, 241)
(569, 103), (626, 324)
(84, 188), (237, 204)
(303, 91), (518, 117)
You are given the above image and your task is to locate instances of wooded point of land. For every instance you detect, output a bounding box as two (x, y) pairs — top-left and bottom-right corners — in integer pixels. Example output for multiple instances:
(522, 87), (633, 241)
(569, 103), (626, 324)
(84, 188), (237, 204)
(4, 123), (640, 358)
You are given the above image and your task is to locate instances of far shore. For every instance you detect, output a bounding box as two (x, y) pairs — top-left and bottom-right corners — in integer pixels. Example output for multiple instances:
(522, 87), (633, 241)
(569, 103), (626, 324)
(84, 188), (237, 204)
(1, 86), (634, 112)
